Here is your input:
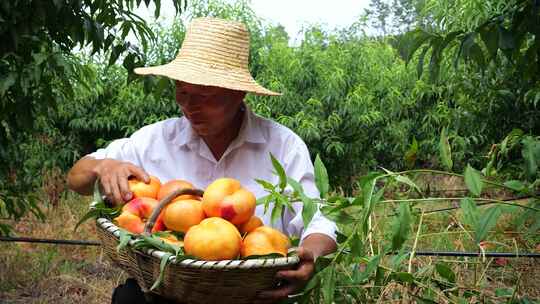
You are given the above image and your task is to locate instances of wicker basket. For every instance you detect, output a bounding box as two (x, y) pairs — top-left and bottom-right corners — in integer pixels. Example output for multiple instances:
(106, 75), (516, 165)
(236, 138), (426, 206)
(94, 188), (300, 304)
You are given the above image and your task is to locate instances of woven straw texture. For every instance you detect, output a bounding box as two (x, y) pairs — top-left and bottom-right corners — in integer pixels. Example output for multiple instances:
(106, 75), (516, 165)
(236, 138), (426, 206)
(96, 217), (299, 304)
(135, 17), (280, 96)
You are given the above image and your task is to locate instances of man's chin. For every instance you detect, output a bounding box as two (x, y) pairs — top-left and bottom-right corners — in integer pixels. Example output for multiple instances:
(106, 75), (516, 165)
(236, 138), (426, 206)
(191, 125), (213, 137)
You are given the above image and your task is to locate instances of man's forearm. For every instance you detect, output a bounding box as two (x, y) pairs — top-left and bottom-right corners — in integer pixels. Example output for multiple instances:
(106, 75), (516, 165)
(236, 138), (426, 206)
(66, 156), (100, 195)
(300, 233), (337, 259)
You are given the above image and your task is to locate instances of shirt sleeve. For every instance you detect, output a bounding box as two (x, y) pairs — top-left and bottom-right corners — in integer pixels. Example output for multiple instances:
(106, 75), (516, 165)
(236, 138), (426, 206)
(88, 137), (143, 167)
(282, 141), (338, 243)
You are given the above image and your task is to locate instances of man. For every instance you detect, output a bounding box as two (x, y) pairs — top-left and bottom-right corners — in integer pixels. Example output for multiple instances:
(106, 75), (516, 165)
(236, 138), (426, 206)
(67, 17), (337, 303)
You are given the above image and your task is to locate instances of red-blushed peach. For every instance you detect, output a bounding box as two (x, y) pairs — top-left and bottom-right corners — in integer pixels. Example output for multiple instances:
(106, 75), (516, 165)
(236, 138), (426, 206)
(114, 211), (145, 234)
(114, 197), (166, 233)
(122, 197), (158, 218)
(202, 178), (256, 225)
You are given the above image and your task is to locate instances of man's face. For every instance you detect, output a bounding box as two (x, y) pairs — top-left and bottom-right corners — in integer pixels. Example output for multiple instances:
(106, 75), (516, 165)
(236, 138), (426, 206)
(175, 81), (246, 137)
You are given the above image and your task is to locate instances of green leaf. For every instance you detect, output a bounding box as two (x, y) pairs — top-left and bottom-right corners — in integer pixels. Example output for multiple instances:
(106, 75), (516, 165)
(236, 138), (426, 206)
(494, 288), (514, 297)
(358, 172), (381, 235)
(460, 198), (479, 228)
(242, 253), (284, 260)
(435, 263), (455, 283)
(391, 272), (414, 283)
(522, 136), (540, 180)
(270, 153), (287, 191)
(256, 194), (271, 206)
(255, 179), (275, 191)
(475, 206), (502, 243)
(302, 270), (322, 293)
(349, 232), (364, 257)
(504, 180), (525, 192)
(480, 23), (499, 60)
(150, 252), (172, 290)
(0, 73), (17, 96)
(354, 254), (381, 283)
(301, 198), (317, 229)
(395, 28), (433, 63)
(270, 202), (283, 225)
(464, 164), (483, 197)
(416, 46), (429, 79)
(74, 209), (99, 231)
(439, 127), (453, 171)
(391, 202), (412, 250)
(314, 154), (329, 198)
(93, 178), (104, 204)
(428, 37), (443, 82)
(498, 25), (515, 50)
(139, 235), (177, 253)
(108, 43), (127, 66)
(404, 137), (418, 168)
(154, 0), (161, 19)
(372, 266), (386, 297)
(288, 178), (317, 228)
(321, 206), (356, 225)
(117, 229), (133, 252)
(321, 267), (335, 304)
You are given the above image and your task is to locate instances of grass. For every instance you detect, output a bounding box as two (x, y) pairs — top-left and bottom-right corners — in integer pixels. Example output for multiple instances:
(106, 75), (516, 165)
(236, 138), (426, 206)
(0, 191), (126, 303)
(0, 174), (539, 303)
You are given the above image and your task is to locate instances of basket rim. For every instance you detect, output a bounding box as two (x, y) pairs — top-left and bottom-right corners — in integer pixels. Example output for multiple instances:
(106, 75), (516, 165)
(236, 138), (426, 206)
(95, 208), (300, 270)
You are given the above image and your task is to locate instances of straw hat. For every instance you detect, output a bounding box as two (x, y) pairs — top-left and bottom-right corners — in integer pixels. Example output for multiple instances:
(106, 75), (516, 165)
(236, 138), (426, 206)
(134, 17), (280, 96)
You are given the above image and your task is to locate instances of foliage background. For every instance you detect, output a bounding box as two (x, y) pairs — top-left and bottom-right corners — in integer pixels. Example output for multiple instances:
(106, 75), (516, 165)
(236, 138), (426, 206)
(1, 0), (538, 226)
(1, 0), (539, 303)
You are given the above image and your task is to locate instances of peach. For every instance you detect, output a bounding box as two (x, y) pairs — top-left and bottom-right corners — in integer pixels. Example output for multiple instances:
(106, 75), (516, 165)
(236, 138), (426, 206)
(114, 211), (145, 234)
(241, 226), (290, 257)
(128, 175), (161, 199)
(114, 197), (166, 233)
(160, 234), (184, 247)
(157, 179), (200, 202)
(238, 216), (263, 235)
(163, 199), (206, 233)
(202, 178), (256, 225)
(122, 197), (159, 218)
(184, 217), (242, 261)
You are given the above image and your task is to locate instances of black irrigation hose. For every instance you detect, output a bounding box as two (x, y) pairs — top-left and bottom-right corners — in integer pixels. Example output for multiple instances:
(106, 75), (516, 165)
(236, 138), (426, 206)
(396, 250), (540, 258)
(0, 236), (100, 246)
(1, 236), (539, 258)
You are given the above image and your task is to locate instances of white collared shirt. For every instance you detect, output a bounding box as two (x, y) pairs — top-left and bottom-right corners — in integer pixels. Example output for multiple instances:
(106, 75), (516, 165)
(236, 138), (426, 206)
(90, 108), (337, 242)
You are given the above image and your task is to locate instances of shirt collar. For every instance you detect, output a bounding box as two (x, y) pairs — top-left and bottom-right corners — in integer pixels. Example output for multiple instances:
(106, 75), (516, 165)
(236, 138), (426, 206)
(239, 106), (267, 144)
(176, 105), (267, 148)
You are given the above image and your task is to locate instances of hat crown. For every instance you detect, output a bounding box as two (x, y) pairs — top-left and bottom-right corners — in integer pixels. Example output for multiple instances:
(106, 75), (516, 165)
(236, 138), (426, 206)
(134, 17), (280, 95)
(177, 17), (250, 71)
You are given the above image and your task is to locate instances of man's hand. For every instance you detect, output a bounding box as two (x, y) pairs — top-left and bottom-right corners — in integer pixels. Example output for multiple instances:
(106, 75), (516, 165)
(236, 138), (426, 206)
(67, 156), (149, 206)
(257, 233), (337, 303)
(257, 247), (315, 302)
(93, 159), (149, 206)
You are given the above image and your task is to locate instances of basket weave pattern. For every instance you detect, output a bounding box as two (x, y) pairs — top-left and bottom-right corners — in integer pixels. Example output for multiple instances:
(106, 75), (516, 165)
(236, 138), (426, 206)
(96, 217), (299, 304)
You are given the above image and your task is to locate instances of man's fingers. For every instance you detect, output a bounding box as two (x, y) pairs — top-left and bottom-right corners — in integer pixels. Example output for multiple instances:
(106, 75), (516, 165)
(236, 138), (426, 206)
(110, 174), (124, 205)
(100, 176), (114, 204)
(118, 169), (133, 202)
(130, 165), (149, 183)
(295, 247), (314, 261)
(277, 263), (314, 282)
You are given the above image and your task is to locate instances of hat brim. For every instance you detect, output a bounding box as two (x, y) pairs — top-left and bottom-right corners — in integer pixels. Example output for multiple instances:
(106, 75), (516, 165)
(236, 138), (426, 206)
(134, 61), (281, 96)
